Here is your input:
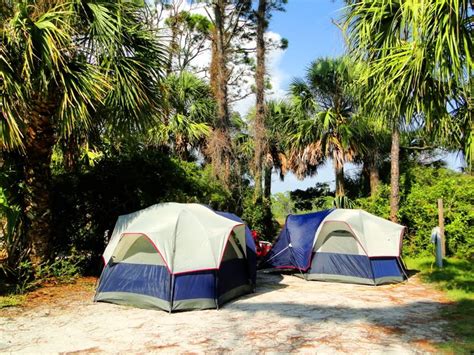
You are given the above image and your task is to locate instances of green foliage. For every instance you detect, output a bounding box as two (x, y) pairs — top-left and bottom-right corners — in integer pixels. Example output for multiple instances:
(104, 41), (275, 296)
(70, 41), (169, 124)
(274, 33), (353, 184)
(1, 248), (86, 295)
(150, 72), (215, 160)
(287, 57), (359, 182)
(344, 0), (473, 168)
(0, 0), (166, 149)
(332, 195), (354, 209)
(0, 294), (26, 309)
(0, 154), (27, 279)
(357, 167), (474, 258)
(271, 192), (295, 222)
(242, 194), (278, 241)
(400, 167), (474, 258)
(290, 183), (334, 212)
(356, 184), (391, 219)
(405, 257), (474, 353)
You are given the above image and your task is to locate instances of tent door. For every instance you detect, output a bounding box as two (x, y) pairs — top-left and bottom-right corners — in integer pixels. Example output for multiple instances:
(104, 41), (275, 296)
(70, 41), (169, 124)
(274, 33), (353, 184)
(308, 229), (375, 284)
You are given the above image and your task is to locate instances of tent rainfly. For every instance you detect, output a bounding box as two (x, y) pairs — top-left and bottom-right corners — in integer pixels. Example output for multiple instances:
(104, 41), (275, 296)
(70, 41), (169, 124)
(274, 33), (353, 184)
(261, 209), (407, 285)
(94, 203), (256, 312)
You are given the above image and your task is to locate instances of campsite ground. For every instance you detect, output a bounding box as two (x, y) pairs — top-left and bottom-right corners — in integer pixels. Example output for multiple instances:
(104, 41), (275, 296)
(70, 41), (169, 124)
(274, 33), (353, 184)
(0, 272), (455, 354)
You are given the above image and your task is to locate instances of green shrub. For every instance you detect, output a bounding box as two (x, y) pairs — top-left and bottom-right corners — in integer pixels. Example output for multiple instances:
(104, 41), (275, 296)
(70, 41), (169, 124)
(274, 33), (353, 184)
(399, 167), (473, 258)
(356, 167), (474, 258)
(290, 183), (334, 212)
(242, 193), (278, 241)
(0, 154), (28, 284)
(355, 184), (391, 219)
(271, 192), (295, 222)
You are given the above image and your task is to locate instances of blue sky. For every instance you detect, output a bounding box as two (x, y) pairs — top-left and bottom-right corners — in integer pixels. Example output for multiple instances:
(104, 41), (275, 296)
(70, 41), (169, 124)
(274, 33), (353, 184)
(267, 1), (353, 193)
(270, 1), (345, 88)
(262, 1), (464, 194)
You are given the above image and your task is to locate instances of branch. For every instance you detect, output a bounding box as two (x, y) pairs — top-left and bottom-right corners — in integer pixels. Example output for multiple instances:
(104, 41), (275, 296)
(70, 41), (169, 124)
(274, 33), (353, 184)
(401, 145), (437, 151)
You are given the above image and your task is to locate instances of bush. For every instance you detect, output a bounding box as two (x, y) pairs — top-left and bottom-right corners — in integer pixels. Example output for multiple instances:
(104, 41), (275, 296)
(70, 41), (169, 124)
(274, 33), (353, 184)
(242, 192), (278, 241)
(356, 167), (474, 258)
(0, 153), (28, 283)
(271, 192), (295, 222)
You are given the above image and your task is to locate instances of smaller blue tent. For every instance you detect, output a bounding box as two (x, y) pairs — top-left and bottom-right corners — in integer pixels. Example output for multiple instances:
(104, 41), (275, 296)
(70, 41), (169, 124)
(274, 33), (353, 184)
(261, 209), (407, 285)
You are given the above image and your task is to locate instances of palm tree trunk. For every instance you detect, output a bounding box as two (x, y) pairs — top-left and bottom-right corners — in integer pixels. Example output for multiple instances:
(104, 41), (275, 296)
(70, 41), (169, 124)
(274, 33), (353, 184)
(24, 99), (57, 268)
(213, 1), (230, 130)
(367, 157), (380, 197)
(253, 0), (267, 202)
(208, 0), (233, 184)
(62, 135), (80, 173)
(390, 124), (400, 222)
(263, 165), (272, 201)
(334, 159), (345, 197)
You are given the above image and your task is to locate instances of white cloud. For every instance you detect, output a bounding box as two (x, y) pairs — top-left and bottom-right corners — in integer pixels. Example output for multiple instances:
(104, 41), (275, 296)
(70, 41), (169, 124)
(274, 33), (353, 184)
(233, 31), (288, 116)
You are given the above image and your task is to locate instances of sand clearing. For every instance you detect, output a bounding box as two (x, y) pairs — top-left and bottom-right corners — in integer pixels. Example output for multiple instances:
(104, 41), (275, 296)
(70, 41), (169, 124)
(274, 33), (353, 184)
(0, 272), (452, 353)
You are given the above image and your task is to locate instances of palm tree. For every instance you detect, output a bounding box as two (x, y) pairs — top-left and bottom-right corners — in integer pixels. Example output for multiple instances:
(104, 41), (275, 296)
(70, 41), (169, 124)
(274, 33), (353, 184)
(0, 0), (166, 266)
(288, 57), (359, 197)
(149, 72), (214, 160)
(360, 119), (391, 197)
(344, 0), (473, 220)
(263, 100), (291, 199)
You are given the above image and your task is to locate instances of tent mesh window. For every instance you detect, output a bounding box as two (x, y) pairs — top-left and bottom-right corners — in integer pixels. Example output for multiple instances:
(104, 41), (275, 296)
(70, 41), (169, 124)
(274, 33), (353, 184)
(317, 230), (365, 255)
(112, 234), (166, 266)
(222, 233), (245, 261)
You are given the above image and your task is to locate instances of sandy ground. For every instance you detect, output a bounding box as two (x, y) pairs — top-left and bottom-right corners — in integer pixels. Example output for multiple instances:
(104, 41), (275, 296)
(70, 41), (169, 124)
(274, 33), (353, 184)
(0, 272), (453, 354)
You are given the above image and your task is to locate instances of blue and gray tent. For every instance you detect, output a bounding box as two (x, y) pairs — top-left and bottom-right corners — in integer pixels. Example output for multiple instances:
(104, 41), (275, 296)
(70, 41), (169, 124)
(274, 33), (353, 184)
(95, 203), (256, 312)
(261, 209), (407, 285)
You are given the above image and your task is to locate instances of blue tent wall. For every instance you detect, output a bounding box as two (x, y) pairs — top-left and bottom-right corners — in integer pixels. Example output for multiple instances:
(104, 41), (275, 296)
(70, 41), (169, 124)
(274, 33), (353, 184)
(261, 209), (333, 270)
(97, 262), (171, 301)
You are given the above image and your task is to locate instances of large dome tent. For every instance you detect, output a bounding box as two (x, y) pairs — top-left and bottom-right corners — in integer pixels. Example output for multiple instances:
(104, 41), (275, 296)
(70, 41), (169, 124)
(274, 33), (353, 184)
(261, 209), (407, 285)
(94, 203), (256, 312)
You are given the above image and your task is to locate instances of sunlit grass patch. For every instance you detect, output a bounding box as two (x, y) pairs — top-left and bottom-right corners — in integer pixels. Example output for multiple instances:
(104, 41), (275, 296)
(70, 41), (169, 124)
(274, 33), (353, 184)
(0, 294), (26, 309)
(405, 256), (474, 354)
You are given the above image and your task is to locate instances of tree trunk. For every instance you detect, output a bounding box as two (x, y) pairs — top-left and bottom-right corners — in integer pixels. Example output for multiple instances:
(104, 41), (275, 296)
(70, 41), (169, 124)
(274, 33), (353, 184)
(334, 160), (345, 197)
(62, 135), (80, 173)
(208, 0), (233, 184)
(390, 124), (400, 222)
(253, 0), (267, 202)
(166, 13), (179, 75)
(213, 0), (231, 130)
(366, 156), (380, 197)
(263, 164), (272, 201)
(24, 99), (57, 268)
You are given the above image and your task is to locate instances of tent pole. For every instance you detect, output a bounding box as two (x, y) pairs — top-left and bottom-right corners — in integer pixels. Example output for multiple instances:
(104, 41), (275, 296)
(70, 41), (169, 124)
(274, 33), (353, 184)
(289, 244), (306, 279)
(397, 257), (410, 282)
(369, 258), (376, 286)
(169, 274), (174, 314)
(214, 270), (219, 310)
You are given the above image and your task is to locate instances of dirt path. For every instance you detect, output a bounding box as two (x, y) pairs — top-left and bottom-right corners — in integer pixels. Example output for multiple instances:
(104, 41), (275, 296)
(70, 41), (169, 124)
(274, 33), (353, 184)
(0, 272), (452, 354)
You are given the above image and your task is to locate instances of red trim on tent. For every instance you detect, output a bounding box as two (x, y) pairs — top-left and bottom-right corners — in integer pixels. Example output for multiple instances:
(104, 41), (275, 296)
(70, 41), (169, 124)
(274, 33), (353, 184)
(218, 223), (245, 266)
(173, 267), (217, 275)
(115, 233), (172, 274)
(108, 224), (246, 276)
(172, 223), (245, 275)
(306, 220), (405, 269)
(304, 220), (370, 270)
